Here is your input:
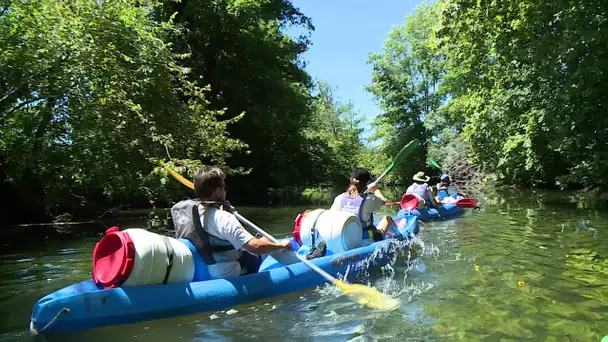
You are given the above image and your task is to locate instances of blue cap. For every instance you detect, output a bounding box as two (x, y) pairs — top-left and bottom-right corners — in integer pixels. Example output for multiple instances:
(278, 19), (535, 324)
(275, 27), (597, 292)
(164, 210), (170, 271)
(440, 174), (450, 182)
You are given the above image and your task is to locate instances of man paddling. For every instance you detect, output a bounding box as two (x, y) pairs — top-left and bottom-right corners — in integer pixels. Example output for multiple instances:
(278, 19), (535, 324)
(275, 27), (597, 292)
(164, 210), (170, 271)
(173, 166), (292, 279)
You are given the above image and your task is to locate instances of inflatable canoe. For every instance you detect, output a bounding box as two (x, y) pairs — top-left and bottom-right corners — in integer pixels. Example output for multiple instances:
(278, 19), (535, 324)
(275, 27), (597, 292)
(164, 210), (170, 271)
(396, 203), (464, 222)
(30, 215), (419, 333)
(389, 194), (475, 222)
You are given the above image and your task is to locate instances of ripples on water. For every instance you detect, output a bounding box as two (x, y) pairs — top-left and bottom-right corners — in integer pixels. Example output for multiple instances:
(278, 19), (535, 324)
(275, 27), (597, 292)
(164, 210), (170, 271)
(1, 204), (607, 341)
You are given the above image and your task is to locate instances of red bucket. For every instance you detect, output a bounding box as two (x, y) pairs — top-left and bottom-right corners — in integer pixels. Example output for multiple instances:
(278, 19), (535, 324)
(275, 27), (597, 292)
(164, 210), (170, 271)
(399, 194), (420, 211)
(292, 211), (306, 246)
(92, 226), (135, 288)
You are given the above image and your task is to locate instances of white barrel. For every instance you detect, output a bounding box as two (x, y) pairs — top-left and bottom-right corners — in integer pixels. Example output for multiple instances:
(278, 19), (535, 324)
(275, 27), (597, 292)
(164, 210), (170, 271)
(299, 209), (362, 253)
(122, 229), (195, 286)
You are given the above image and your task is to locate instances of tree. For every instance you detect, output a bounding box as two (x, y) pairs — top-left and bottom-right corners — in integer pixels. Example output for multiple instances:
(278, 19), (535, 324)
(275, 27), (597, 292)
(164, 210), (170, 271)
(157, 0), (318, 199)
(437, 0), (608, 189)
(303, 81), (365, 185)
(0, 0), (244, 220)
(367, 2), (444, 183)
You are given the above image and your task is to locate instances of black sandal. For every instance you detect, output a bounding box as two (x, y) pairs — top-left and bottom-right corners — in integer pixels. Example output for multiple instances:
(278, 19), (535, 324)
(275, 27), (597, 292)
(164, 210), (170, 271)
(305, 240), (327, 260)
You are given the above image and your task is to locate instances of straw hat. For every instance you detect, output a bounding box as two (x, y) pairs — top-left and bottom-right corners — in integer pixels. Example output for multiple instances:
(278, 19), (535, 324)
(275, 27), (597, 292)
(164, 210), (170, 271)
(412, 171), (430, 182)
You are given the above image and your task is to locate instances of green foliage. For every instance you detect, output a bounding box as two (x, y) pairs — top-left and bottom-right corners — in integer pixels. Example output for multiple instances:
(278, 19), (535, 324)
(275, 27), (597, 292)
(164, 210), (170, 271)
(15, 0), (608, 220)
(367, 2), (444, 183)
(371, 0), (608, 191)
(357, 145), (395, 184)
(0, 0), (373, 220)
(437, 0), (608, 189)
(300, 187), (334, 205)
(0, 0), (244, 217)
(157, 0), (317, 194)
(303, 81), (366, 185)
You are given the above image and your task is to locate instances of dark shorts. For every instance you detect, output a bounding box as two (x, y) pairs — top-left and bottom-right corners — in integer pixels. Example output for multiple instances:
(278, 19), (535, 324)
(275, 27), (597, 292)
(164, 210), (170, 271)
(372, 230), (384, 242)
(238, 250), (262, 275)
(366, 225), (383, 242)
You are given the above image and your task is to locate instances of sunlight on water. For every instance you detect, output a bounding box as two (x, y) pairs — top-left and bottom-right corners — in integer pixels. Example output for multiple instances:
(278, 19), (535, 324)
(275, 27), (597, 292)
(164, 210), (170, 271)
(1, 202), (607, 341)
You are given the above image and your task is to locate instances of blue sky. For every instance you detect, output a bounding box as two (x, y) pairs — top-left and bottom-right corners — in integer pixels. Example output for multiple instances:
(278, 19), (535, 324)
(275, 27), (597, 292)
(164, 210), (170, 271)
(287, 0), (423, 141)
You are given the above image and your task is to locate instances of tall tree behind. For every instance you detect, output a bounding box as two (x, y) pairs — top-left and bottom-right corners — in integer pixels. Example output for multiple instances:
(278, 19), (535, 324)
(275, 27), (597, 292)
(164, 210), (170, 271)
(303, 81), (365, 186)
(158, 0), (317, 200)
(438, 0), (608, 189)
(367, 3), (445, 184)
(0, 0), (244, 220)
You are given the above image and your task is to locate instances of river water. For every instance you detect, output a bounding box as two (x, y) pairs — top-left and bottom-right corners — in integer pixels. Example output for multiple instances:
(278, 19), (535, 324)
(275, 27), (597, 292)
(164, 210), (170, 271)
(1, 192), (607, 341)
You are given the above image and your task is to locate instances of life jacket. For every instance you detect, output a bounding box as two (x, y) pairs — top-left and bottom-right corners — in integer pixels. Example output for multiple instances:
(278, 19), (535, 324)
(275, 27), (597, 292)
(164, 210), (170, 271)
(406, 183), (431, 206)
(437, 186), (458, 201)
(171, 199), (235, 265)
(437, 187), (450, 201)
(339, 193), (377, 240)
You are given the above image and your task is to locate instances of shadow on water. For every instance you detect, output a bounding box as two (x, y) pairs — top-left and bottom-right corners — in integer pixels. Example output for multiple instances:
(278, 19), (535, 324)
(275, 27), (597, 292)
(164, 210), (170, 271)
(1, 188), (608, 341)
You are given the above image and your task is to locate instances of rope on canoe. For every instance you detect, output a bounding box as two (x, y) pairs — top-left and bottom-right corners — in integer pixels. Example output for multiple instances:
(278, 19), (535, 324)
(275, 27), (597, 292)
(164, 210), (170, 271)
(31, 308), (70, 334)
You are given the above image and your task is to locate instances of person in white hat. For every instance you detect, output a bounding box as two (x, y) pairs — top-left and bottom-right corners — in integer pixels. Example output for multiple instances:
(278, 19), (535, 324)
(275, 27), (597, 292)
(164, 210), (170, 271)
(405, 171), (441, 209)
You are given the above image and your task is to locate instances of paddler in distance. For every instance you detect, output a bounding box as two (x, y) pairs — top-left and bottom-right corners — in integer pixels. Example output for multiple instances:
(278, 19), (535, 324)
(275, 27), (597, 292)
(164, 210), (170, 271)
(405, 171), (441, 209)
(435, 173), (464, 203)
(173, 166), (292, 279)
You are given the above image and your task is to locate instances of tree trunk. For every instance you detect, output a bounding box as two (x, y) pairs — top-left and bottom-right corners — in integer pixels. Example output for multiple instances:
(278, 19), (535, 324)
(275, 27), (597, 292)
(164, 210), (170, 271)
(31, 98), (56, 158)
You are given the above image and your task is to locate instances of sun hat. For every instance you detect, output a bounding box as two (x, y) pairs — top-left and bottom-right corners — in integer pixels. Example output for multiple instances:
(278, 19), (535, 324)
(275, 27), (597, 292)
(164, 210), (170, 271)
(412, 171), (430, 182)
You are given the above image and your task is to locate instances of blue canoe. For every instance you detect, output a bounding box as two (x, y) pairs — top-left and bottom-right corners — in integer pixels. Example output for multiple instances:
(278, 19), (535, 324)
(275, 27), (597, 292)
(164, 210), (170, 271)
(30, 215), (419, 333)
(395, 203), (464, 222)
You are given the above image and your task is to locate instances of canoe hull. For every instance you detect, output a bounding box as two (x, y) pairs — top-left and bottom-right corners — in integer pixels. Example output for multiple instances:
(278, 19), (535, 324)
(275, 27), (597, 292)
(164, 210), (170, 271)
(396, 203), (464, 222)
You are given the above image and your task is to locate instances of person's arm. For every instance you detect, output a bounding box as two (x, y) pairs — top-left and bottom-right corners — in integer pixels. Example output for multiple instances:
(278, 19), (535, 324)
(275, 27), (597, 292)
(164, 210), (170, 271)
(427, 188), (442, 208)
(243, 237), (292, 255)
(216, 211), (292, 255)
(367, 182), (387, 202)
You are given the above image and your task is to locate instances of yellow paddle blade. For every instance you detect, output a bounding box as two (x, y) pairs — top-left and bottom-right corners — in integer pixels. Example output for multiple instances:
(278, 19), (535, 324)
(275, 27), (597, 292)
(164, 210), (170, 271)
(333, 279), (400, 311)
(167, 168), (195, 190)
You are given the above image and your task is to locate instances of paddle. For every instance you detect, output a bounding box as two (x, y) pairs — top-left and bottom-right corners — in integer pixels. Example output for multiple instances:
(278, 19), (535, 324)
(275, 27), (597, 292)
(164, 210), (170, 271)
(387, 196), (478, 209)
(398, 194), (420, 211)
(233, 212), (400, 311)
(373, 138), (420, 185)
(373, 139), (420, 204)
(455, 198), (478, 209)
(166, 168), (401, 311)
(384, 194), (421, 211)
(427, 155), (442, 171)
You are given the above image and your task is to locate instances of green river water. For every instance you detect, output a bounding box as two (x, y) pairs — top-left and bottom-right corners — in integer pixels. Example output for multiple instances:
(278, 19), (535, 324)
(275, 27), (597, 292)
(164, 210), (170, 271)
(1, 191), (607, 341)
